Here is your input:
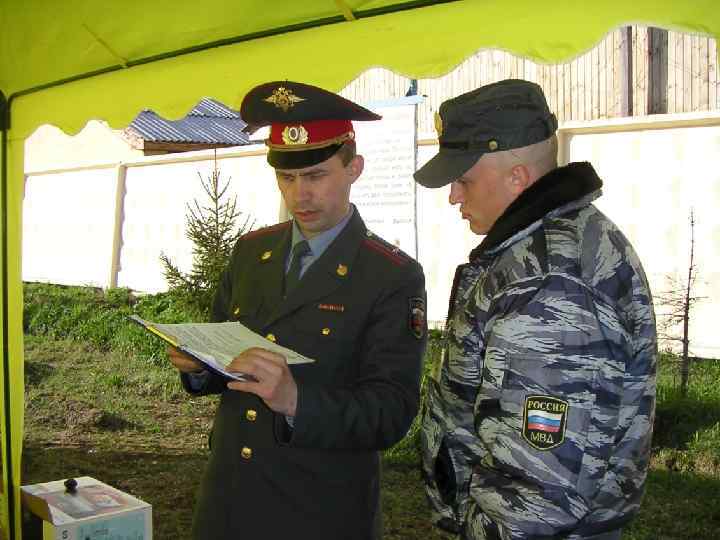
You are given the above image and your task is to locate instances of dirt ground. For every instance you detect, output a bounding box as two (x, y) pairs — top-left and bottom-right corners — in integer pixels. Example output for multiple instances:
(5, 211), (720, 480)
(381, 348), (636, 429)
(22, 442), (448, 540)
(21, 338), (449, 540)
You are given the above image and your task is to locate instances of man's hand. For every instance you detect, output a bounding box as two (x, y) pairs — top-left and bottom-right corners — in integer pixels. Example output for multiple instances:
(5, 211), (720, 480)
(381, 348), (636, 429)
(226, 348), (297, 416)
(167, 346), (204, 373)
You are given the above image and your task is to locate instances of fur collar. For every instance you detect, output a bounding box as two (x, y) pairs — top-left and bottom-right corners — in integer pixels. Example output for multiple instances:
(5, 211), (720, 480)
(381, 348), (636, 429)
(471, 161), (602, 257)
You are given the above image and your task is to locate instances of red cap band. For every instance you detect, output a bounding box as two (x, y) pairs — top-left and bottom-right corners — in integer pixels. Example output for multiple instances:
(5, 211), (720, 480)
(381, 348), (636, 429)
(267, 119), (354, 150)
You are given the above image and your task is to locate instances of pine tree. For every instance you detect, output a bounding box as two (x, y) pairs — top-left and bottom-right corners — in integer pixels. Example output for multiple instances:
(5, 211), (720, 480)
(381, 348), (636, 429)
(161, 155), (253, 317)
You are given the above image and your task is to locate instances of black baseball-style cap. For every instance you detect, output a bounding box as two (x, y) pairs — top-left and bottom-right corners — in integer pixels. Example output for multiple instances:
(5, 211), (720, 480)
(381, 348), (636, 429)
(414, 79), (558, 188)
(240, 81), (381, 169)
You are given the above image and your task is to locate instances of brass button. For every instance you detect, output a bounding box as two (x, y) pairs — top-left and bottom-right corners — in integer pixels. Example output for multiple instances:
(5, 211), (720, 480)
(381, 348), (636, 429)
(246, 409), (257, 422)
(336, 264), (348, 276)
(321, 327), (331, 336)
(488, 139), (498, 151)
(241, 447), (252, 459)
(266, 333), (276, 342)
(260, 250), (272, 260)
(233, 307), (240, 316)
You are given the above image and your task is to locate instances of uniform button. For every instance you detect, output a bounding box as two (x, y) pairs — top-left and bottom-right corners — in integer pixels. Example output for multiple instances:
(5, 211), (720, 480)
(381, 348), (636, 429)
(266, 333), (276, 342)
(241, 447), (252, 460)
(246, 409), (257, 422)
(321, 327), (331, 336)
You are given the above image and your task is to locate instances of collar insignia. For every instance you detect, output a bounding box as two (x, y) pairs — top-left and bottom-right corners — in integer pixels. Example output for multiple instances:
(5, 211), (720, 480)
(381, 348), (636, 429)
(434, 111), (443, 137)
(319, 303), (345, 312)
(264, 86), (306, 112)
(409, 297), (426, 340)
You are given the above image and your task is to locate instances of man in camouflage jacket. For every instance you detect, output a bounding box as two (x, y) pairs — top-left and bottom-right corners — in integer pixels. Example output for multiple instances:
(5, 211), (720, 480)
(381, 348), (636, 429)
(414, 79), (657, 539)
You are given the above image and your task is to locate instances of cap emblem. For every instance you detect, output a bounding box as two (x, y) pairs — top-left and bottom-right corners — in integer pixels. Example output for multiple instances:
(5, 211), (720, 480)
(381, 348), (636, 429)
(434, 111), (443, 137)
(264, 86), (306, 112)
(282, 125), (309, 145)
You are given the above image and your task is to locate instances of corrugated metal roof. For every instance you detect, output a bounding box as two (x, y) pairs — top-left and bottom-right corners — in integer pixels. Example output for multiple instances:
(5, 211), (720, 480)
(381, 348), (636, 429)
(126, 98), (250, 145)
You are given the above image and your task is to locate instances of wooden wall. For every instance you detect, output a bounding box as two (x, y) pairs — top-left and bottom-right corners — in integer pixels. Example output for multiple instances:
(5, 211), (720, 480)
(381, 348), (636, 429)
(340, 27), (720, 135)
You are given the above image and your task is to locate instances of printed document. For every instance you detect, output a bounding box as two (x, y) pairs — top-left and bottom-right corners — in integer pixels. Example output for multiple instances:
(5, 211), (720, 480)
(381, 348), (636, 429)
(130, 315), (314, 380)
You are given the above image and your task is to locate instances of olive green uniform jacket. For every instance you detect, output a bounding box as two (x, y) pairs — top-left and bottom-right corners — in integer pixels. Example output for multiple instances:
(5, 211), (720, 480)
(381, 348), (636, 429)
(182, 210), (427, 540)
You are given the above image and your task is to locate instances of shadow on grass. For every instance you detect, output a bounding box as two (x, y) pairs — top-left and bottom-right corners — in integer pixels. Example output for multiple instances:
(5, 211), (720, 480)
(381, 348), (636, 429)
(21, 445), (453, 540)
(22, 444), (206, 540)
(653, 392), (720, 450)
(24, 360), (55, 386)
(625, 468), (720, 540)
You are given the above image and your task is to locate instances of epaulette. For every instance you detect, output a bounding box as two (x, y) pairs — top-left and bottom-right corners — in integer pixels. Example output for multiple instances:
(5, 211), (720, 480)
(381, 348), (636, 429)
(241, 220), (291, 241)
(361, 231), (411, 267)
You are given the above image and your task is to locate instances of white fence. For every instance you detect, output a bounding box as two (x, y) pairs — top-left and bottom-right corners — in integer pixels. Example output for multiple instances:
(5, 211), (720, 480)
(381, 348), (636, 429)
(23, 110), (720, 358)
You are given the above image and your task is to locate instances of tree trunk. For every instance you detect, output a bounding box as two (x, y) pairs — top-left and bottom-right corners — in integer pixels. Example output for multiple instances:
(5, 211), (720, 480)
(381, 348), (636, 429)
(680, 210), (695, 396)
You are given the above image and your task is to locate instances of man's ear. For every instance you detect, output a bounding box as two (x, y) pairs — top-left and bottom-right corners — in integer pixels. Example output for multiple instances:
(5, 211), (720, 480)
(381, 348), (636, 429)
(348, 155), (364, 183)
(508, 164), (531, 195)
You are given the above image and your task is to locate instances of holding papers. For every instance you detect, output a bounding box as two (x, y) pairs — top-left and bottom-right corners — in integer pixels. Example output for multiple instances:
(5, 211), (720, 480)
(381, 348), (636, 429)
(130, 315), (315, 380)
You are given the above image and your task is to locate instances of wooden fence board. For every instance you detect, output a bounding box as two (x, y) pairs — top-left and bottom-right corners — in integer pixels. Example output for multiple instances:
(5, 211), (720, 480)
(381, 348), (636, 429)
(356, 27), (718, 135)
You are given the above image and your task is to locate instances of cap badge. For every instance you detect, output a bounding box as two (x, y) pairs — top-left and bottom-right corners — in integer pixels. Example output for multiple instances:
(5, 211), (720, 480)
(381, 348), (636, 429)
(408, 297), (426, 340)
(488, 140), (499, 151)
(434, 112), (443, 137)
(264, 86), (306, 112)
(282, 125), (309, 145)
(336, 264), (348, 277)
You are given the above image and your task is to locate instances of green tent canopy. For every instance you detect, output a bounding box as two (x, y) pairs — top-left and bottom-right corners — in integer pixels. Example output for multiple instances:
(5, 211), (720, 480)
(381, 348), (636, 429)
(2, 1), (719, 537)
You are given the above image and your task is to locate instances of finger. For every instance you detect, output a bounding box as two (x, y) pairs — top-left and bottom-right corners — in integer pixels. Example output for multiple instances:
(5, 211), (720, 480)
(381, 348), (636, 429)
(173, 358), (204, 373)
(227, 380), (259, 393)
(228, 354), (286, 376)
(227, 376), (275, 399)
(226, 349), (271, 371)
(232, 360), (282, 387)
(167, 346), (190, 361)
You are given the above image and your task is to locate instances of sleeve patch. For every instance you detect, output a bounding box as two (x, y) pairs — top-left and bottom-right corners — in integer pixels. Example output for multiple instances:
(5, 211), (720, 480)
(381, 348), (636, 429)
(409, 297), (426, 340)
(522, 395), (568, 450)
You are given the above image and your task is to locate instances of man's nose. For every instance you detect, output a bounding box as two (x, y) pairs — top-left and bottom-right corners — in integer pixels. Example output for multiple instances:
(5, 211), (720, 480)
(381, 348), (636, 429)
(294, 177), (312, 200)
(448, 182), (463, 205)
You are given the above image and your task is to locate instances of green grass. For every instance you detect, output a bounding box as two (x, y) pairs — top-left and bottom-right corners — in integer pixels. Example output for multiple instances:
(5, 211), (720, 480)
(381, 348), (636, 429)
(21, 283), (720, 539)
(24, 282), (204, 365)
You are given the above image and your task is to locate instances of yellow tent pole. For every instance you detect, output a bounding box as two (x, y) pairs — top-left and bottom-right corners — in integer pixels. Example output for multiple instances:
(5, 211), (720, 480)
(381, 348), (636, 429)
(0, 91), (24, 540)
(0, 89), (13, 540)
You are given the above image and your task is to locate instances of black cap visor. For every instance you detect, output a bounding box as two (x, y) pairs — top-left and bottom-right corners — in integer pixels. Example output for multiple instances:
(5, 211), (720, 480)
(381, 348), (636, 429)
(268, 144), (342, 169)
(413, 148), (484, 188)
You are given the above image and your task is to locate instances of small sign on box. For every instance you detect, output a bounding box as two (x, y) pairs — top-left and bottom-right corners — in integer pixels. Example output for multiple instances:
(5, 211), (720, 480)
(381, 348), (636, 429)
(21, 476), (152, 540)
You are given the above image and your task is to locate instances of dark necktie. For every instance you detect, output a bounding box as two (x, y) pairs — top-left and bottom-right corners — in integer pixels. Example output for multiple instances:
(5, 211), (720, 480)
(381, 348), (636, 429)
(284, 240), (311, 296)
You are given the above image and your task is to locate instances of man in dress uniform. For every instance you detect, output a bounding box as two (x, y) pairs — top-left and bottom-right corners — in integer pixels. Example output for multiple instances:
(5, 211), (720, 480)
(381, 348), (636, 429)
(415, 79), (657, 539)
(167, 81), (427, 540)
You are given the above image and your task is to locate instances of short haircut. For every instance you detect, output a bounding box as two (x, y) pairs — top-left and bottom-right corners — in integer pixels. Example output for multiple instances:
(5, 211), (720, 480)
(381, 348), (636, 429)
(335, 141), (357, 166)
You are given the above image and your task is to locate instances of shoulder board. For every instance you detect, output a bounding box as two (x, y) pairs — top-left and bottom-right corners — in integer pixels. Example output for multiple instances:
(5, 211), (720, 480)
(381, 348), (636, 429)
(361, 234), (411, 267)
(241, 220), (291, 241)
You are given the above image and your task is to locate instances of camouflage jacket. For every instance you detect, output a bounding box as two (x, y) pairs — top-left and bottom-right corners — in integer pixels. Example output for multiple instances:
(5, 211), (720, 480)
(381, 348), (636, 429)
(421, 162), (657, 539)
